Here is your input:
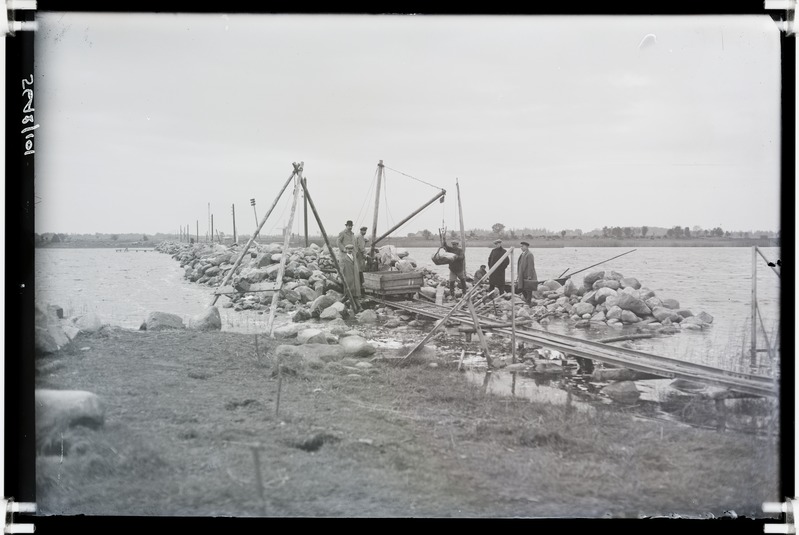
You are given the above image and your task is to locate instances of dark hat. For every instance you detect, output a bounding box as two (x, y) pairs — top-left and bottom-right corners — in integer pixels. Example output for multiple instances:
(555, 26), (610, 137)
(360, 226), (367, 231)
(520, 241), (530, 246)
(346, 220), (353, 226)
(493, 239), (502, 244)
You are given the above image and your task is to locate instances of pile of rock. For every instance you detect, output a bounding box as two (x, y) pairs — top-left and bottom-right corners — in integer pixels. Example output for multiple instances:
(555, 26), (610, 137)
(477, 269), (713, 333)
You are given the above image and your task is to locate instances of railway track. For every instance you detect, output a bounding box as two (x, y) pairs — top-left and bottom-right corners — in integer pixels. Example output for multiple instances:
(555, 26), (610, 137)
(372, 298), (778, 398)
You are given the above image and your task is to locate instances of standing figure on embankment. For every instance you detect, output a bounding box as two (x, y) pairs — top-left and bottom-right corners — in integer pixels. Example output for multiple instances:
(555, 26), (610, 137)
(516, 240), (537, 306)
(355, 225), (369, 284)
(340, 243), (362, 307)
(336, 220), (355, 253)
(487, 239), (509, 295)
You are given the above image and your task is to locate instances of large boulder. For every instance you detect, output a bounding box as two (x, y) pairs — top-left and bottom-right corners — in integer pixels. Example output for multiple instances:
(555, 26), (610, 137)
(620, 310), (642, 324)
(35, 389), (105, 443)
(297, 328), (328, 344)
(188, 306), (222, 331)
(573, 302), (594, 317)
(616, 293), (651, 317)
(145, 311), (186, 331)
(661, 298), (680, 310)
(319, 307), (342, 320)
(295, 285), (318, 304)
(620, 277), (642, 290)
(273, 323), (307, 338)
(593, 287), (616, 304)
(310, 294), (338, 316)
(562, 279), (579, 297)
(339, 335), (376, 357)
(274, 343), (346, 363)
(696, 311), (714, 324)
(582, 271), (605, 288)
(355, 309), (378, 324)
(651, 306), (682, 323)
(600, 381), (641, 403)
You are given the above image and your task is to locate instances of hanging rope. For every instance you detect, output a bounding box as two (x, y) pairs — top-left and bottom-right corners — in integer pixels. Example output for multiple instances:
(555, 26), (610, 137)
(356, 166), (380, 229)
(383, 165), (443, 191)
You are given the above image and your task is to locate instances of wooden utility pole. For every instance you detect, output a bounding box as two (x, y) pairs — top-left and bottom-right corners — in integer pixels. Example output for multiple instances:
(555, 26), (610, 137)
(209, 167), (297, 307)
(300, 177), (359, 312)
(196, 220), (199, 243)
(304, 189), (309, 247)
(456, 178), (467, 282)
(510, 248), (516, 364)
(232, 204), (237, 244)
(208, 203), (211, 243)
(750, 246), (757, 369)
(267, 174), (302, 337)
(368, 160), (383, 271)
(211, 214), (214, 244)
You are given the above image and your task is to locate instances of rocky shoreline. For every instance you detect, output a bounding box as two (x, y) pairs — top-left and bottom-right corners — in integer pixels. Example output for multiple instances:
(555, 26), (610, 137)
(154, 239), (714, 335)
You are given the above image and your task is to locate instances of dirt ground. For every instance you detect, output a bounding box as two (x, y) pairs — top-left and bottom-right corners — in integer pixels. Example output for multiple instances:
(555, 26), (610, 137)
(33, 320), (782, 522)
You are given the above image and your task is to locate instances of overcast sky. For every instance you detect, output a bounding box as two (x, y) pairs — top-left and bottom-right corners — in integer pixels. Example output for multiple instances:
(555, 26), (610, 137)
(33, 13), (782, 237)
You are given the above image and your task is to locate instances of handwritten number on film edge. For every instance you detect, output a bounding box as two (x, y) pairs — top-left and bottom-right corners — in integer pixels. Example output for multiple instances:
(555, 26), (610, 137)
(21, 75), (39, 156)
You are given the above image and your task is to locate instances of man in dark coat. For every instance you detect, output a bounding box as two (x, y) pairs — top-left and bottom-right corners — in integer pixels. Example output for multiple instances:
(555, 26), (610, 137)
(487, 239), (509, 295)
(442, 238), (466, 298)
(516, 241), (537, 305)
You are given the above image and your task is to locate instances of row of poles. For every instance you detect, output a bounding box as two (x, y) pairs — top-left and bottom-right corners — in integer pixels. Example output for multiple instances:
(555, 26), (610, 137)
(175, 193), (311, 249)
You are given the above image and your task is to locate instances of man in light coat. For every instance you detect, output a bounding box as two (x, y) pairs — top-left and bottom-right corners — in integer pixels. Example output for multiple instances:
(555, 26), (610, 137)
(355, 226), (369, 280)
(336, 220), (355, 256)
(517, 241), (537, 305)
(340, 243), (362, 305)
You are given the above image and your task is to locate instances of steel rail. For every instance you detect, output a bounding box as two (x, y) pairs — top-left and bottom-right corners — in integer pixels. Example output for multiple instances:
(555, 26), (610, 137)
(373, 298), (777, 397)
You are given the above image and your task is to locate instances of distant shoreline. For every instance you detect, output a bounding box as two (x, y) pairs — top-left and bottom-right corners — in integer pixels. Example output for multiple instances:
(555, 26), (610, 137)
(35, 236), (780, 249)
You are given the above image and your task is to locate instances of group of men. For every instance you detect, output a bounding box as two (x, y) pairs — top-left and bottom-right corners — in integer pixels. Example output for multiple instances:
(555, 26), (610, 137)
(442, 237), (538, 305)
(335, 220), (369, 304)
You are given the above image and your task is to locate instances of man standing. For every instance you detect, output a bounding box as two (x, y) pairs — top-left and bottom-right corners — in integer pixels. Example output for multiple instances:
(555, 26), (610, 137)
(336, 220), (355, 255)
(355, 226), (369, 279)
(442, 238), (467, 298)
(487, 239), (509, 295)
(340, 243), (362, 306)
(517, 241), (538, 305)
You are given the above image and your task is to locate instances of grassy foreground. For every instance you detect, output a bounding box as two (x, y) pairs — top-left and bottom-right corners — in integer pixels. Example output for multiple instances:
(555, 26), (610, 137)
(34, 327), (780, 519)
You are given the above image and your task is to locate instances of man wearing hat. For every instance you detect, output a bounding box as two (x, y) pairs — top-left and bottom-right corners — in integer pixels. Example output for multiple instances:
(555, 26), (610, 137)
(340, 243), (362, 305)
(517, 241), (538, 305)
(336, 220), (356, 257)
(442, 237), (466, 298)
(355, 226), (369, 282)
(487, 238), (509, 295)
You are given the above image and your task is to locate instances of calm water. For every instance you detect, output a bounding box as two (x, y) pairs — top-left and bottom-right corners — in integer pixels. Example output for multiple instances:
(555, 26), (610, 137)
(35, 246), (782, 372)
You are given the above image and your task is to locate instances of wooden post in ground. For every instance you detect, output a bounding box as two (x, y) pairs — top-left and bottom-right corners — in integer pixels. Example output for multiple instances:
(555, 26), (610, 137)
(510, 247), (516, 364)
(232, 204), (237, 244)
(208, 167), (297, 307)
(368, 160), (383, 271)
(267, 174), (302, 337)
(211, 213), (214, 244)
(304, 188), (309, 247)
(300, 177), (360, 312)
(401, 247), (513, 361)
(466, 297), (492, 368)
(750, 246), (757, 369)
(456, 178), (467, 284)
(196, 220), (199, 244)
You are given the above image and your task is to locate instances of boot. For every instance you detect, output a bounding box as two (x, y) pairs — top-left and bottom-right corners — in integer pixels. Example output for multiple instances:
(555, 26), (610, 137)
(449, 281), (456, 299)
(459, 279), (466, 292)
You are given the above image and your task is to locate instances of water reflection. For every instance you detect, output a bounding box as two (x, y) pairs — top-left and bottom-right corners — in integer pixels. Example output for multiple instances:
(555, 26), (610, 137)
(464, 370), (595, 414)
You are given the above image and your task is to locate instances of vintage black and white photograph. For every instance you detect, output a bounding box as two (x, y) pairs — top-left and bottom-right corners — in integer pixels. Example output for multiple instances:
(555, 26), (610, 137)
(30, 12), (784, 519)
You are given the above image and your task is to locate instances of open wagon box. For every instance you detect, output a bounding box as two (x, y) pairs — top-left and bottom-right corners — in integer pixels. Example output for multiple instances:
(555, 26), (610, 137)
(362, 270), (424, 298)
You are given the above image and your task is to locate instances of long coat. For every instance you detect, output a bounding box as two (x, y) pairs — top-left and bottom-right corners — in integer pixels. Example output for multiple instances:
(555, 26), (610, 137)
(354, 233), (368, 271)
(517, 249), (538, 289)
(487, 246), (509, 286)
(340, 252), (362, 298)
(336, 228), (355, 253)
